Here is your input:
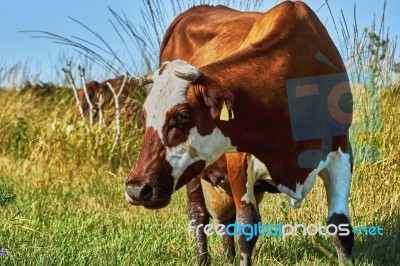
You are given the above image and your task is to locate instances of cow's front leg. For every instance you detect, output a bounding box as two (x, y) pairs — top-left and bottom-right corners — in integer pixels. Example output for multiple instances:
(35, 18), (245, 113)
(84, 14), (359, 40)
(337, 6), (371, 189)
(319, 149), (354, 266)
(221, 215), (236, 262)
(227, 153), (260, 266)
(186, 177), (210, 266)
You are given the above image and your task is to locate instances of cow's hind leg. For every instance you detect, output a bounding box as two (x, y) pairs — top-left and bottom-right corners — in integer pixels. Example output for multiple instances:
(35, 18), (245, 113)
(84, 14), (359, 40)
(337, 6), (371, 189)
(227, 153), (260, 266)
(319, 149), (354, 266)
(186, 178), (211, 266)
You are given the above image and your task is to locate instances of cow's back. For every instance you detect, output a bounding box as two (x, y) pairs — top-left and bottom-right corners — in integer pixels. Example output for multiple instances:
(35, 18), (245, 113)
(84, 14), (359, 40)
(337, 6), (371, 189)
(160, 5), (261, 66)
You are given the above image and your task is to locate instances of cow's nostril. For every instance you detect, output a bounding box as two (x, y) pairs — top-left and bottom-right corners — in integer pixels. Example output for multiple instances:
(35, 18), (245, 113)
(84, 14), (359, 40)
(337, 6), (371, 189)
(126, 183), (153, 202)
(140, 184), (153, 201)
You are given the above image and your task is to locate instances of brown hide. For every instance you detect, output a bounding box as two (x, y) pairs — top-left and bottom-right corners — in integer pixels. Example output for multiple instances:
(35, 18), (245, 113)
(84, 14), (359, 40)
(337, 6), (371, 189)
(188, 1), (350, 191)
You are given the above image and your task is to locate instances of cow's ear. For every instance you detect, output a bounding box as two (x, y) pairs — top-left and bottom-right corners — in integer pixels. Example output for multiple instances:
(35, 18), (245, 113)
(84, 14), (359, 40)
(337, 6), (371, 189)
(203, 84), (234, 120)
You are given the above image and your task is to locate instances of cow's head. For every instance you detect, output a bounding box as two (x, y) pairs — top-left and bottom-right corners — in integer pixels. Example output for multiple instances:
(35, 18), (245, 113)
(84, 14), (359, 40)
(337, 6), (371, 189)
(125, 60), (236, 209)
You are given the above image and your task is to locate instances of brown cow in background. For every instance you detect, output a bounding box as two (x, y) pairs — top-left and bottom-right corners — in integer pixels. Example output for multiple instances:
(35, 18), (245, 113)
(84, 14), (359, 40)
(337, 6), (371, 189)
(77, 76), (144, 126)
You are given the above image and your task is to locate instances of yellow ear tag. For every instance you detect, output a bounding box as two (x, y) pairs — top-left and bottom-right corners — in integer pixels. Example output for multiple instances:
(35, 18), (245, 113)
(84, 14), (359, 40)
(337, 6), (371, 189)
(220, 101), (230, 121)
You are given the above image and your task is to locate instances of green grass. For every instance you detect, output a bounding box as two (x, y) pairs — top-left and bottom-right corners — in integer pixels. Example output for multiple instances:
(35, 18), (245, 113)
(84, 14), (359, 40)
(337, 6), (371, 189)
(0, 84), (399, 265)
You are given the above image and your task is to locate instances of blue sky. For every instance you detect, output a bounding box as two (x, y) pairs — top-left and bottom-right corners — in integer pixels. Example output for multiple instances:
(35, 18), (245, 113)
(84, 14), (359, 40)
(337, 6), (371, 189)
(1, 0), (399, 84)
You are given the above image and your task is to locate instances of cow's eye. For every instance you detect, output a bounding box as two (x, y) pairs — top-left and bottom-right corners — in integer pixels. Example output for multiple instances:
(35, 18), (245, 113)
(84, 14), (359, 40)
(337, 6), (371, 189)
(176, 110), (191, 124)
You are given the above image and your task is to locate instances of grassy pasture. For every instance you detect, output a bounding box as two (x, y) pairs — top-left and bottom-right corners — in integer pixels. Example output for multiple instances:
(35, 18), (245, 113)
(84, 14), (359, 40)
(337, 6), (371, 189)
(0, 77), (399, 266)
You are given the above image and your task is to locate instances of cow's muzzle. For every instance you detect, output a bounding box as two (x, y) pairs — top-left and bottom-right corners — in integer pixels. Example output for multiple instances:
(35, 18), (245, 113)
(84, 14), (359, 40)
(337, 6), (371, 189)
(125, 182), (171, 209)
(126, 184), (153, 203)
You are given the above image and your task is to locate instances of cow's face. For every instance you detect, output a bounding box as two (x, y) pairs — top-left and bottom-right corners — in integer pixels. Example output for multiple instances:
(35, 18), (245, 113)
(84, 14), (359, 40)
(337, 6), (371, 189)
(125, 60), (236, 209)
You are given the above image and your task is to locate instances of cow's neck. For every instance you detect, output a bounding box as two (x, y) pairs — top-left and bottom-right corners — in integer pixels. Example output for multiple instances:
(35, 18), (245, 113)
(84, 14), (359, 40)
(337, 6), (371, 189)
(203, 60), (290, 153)
(200, 54), (310, 188)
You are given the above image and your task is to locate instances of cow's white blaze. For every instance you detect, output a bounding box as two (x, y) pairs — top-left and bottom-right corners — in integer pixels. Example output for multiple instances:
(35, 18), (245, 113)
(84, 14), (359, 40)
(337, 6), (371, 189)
(277, 148), (351, 217)
(143, 60), (240, 190)
(167, 122), (237, 191)
(144, 60), (200, 141)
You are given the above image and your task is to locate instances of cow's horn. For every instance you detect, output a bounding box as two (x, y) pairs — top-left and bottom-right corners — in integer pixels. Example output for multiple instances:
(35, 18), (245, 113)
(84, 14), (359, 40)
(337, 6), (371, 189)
(129, 73), (154, 87)
(174, 70), (200, 82)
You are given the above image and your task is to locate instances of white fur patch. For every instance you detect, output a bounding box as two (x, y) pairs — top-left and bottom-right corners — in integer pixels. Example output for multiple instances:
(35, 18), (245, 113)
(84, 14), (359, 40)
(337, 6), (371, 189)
(319, 148), (352, 219)
(168, 127), (237, 190)
(241, 155), (272, 206)
(277, 148), (351, 215)
(144, 60), (200, 141)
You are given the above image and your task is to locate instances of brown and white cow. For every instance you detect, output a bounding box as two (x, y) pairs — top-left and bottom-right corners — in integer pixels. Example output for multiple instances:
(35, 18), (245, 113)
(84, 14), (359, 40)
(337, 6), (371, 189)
(77, 75), (150, 125)
(126, 1), (354, 265)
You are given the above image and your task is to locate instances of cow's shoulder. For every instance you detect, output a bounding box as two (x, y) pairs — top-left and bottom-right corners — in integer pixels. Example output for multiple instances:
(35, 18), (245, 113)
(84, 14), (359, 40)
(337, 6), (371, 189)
(159, 5), (222, 63)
